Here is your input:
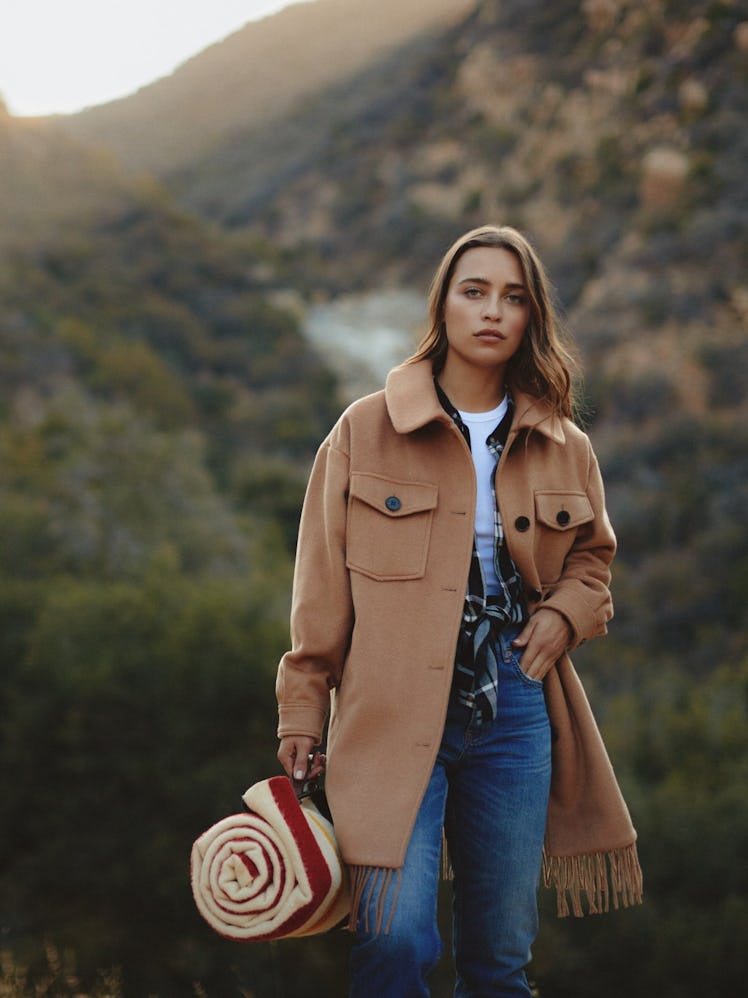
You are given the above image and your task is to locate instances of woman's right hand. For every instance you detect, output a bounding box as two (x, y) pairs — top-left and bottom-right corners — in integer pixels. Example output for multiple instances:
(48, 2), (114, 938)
(277, 736), (326, 782)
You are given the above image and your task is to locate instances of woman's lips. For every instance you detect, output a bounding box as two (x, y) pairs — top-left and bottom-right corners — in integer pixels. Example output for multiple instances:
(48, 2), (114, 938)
(475, 328), (506, 341)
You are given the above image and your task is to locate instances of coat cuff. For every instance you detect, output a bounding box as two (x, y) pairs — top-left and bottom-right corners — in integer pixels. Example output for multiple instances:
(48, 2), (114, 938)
(540, 588), (608, 651)
(277, 704), (328, 742)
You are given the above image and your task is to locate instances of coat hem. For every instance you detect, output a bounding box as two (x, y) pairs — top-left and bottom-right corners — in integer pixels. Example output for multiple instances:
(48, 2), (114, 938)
(346, 864), (403, 934)
(542, 841), (644, 917)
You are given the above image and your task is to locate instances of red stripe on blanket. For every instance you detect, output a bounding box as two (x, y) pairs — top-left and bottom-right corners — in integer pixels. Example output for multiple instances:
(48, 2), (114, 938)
(253, 776), (332, 940)
(238, 853), (260, 879)
(212, 833), (286, 920)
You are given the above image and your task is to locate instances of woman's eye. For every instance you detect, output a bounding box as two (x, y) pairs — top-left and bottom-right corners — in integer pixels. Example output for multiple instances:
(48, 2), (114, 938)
(464, 287), (482, 298)
(506, 293), (526, 305)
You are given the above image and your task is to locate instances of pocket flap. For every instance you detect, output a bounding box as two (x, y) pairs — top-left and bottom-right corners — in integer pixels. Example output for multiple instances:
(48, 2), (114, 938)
(349, 473), (438, 517)
(535, 491), (593, 530)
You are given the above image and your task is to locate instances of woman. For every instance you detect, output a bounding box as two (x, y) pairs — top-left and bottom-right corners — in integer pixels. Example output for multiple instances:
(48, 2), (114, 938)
(276, 225), (642, 997)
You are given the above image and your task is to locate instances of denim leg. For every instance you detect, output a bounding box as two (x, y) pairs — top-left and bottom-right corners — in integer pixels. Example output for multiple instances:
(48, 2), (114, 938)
(349, 628), (551, 998)
(349, 762), (447, 998)
(445, 632), (551, 998)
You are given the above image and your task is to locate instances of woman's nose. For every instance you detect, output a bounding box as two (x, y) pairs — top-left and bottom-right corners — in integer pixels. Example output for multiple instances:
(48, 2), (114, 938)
(482, 296), (502, 320)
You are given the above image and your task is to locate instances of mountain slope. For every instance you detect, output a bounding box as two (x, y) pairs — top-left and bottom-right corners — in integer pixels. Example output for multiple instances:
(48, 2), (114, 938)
(0, 104), (136, 258)
(57, 0), (473, 175)
(171, 0), (748, 310)
(0, 105), (341, 578)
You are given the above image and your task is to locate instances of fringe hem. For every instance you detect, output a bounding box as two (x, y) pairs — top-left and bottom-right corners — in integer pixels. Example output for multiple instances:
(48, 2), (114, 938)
(542, 842), (644, 917)
(347, 865), (402, 935)
(347, 841), (643, 932)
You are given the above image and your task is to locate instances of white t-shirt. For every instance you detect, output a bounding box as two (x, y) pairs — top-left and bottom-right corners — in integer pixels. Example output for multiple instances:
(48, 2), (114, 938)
(457, 397), (508, 596)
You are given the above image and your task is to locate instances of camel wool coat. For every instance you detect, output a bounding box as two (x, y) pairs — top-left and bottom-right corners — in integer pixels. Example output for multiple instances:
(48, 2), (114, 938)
(276, 359), (643, 917)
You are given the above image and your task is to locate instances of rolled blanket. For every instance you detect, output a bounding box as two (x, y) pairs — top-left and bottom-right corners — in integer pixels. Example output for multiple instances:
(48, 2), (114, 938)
(190, 776), (350, 941)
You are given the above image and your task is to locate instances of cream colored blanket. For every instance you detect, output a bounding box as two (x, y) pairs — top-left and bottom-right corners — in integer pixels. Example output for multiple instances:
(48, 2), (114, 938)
(191, 776), (349, 941)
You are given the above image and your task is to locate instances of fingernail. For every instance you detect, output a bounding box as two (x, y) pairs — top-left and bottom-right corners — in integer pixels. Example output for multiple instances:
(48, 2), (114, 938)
(294, 770), (305, 780)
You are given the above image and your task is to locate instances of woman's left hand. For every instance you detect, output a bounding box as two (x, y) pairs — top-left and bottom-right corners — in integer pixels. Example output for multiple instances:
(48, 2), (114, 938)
(512, 609), (573, 682)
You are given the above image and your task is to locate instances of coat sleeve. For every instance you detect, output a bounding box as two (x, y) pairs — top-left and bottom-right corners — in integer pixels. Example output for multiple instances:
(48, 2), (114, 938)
(540, 439), (616, 650)
(276, 436), (353, 742)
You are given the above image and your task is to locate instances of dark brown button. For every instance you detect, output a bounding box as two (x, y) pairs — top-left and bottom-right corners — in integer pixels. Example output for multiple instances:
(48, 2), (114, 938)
(556, 510), (571, 526)
(515, 515), (530, 532)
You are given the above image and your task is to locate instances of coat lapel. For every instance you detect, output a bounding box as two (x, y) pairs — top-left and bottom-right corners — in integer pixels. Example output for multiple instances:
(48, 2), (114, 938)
(385, 360), (567, 445)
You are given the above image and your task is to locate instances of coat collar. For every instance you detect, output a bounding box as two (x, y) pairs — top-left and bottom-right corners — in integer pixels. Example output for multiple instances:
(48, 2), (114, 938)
(385, 359), (566, 444)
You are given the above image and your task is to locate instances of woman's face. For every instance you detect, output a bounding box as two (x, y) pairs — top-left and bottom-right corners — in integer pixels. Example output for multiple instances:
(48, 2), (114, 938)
(442, 246), (530, 375)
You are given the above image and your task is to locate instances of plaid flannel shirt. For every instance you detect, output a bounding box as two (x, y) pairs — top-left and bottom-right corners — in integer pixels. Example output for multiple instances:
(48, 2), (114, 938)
(436, 381), (527, 721)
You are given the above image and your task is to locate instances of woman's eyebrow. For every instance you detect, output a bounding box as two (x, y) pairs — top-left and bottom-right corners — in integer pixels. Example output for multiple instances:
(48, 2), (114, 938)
(457, 276), (527, 290)
(457, 276), (490, 285)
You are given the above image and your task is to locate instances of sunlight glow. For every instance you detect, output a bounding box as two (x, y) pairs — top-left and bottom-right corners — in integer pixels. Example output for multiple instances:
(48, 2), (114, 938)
(0, 0), (313, 117)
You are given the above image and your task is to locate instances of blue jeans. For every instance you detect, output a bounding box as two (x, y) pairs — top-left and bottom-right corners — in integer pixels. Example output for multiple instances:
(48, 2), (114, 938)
(350, 627), (551, 997)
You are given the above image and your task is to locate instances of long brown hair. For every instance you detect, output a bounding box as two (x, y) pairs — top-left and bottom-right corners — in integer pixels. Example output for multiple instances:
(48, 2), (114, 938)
(406, 225), (580, 419)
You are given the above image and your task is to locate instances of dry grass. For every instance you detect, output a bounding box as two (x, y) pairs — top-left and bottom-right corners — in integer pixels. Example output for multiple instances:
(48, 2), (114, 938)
(0, 945), (122, 998)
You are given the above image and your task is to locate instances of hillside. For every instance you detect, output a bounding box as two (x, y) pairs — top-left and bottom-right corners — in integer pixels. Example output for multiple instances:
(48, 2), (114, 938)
(170, 0), (748, 305)
(0, 106), (341, 577)
(0, 103), (137, 258)
(58, 0), (474, 175)
(1, 1), (747, 996)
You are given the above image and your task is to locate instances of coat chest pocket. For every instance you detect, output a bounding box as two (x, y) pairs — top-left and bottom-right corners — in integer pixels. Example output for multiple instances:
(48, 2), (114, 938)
(533, 490), (594, 582)
(534, 491), (594, 531)
(346, 473), (438, 581)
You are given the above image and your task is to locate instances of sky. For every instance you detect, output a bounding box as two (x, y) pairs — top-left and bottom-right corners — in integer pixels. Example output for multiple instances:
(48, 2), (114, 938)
(0, 0), (314, 117)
